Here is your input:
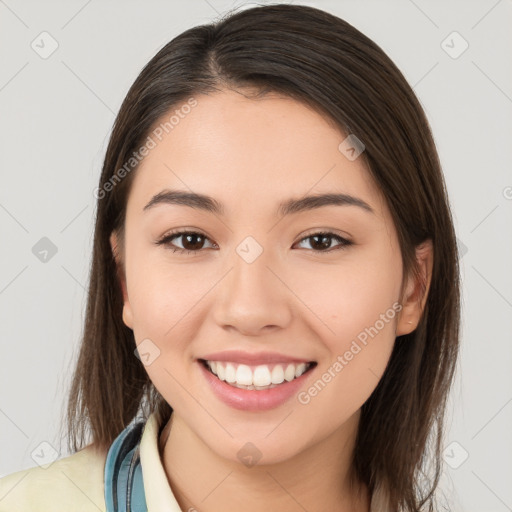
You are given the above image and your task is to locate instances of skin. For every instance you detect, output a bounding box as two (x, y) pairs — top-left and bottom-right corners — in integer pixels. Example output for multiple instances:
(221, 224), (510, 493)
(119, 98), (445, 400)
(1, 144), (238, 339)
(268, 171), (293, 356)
(111, 88), (433, 512)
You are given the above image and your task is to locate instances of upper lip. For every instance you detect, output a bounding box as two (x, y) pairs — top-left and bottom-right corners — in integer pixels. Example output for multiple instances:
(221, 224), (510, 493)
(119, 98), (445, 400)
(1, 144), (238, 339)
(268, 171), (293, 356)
(199, 351), (315, 365)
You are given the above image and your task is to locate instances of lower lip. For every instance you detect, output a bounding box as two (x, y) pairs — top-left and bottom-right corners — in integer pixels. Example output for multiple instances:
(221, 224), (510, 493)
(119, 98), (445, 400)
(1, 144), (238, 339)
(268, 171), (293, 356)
(198, 361), (315, 411)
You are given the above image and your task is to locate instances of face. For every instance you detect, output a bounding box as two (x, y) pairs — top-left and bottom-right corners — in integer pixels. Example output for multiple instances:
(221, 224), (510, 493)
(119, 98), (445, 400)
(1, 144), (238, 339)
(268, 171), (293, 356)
(111, 89), (428, 465)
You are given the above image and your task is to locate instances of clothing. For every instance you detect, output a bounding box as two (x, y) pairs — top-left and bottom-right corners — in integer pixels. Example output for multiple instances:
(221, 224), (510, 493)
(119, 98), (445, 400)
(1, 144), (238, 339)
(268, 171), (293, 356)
(0, 410), (182, 512)
(104, 417), (147, 511)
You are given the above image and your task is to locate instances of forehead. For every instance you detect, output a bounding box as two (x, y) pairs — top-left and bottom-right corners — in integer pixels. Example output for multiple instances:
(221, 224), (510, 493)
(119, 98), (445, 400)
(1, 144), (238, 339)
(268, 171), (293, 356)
(127, 89), (386, 220)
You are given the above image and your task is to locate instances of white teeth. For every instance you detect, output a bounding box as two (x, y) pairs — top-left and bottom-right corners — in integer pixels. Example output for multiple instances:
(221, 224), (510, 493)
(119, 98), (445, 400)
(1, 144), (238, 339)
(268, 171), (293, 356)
(225, 363), (237, 383)
(204, 360), (312, 389)
(295, 363), (306, 378)
(253, 365), (272, 387)
(235, 364), (253, 386)
(216, 363), (225, 381)
(271, 365), (285, 385)
(284, 364), (296, 382)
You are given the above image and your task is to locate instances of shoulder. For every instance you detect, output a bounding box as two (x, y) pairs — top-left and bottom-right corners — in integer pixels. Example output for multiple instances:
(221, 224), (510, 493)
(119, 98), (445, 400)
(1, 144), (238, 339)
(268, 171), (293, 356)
(0, 443), (107, 512)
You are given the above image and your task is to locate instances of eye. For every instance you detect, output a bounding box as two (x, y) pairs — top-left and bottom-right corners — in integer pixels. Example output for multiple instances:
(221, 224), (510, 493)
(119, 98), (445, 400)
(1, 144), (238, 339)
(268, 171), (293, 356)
(294, 231), (353, 252)
(156, 229), (352, 255)
(156, 230), (217, 255)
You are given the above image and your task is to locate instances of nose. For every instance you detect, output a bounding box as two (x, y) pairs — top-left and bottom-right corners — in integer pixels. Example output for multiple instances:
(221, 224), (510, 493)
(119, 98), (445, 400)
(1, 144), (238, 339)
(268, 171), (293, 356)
(211, 243), (293, 336)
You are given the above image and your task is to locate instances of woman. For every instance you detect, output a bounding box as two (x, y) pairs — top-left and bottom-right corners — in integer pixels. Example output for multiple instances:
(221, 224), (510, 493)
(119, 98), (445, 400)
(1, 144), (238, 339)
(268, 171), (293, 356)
(0, 3), (460, 511)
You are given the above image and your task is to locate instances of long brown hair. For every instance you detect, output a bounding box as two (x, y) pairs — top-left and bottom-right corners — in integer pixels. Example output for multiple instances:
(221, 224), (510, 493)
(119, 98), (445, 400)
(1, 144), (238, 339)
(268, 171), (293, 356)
(65, 4), (460, 511)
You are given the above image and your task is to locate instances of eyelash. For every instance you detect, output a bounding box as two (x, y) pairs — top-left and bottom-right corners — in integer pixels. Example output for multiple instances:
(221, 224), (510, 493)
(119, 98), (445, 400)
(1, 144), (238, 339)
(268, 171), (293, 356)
(155, 229), (353, 255)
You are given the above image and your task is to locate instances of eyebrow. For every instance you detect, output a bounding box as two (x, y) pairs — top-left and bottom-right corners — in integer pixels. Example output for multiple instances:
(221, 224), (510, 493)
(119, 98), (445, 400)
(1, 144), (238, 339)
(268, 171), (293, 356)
(143, 189), (375, 217)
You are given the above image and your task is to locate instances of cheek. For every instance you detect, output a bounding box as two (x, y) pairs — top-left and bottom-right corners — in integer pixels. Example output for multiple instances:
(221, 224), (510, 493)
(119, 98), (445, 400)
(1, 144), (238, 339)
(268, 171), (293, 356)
(292, 249), (402, 344)
(125, 259), (206, 409)
(126, 247), (203, 339)
(295, 269), (400, 432)
(290, 251), (401, 414)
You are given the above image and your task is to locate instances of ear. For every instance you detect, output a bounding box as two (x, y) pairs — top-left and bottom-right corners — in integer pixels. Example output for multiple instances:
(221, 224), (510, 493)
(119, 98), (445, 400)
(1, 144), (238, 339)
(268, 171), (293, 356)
(395, 239), (433, 336)
(109, 231), (133, 329)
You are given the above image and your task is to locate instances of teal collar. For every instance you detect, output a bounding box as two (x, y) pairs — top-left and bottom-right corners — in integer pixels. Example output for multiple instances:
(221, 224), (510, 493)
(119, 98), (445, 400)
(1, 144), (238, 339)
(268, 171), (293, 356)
(104, 420), (148, 512)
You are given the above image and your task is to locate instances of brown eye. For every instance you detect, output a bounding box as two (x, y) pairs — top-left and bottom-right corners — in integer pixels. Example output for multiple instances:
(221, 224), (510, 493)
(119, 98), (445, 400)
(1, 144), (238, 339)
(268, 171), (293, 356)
(178, 233), (206, 251)
(156, 230), (216, 254)
(156, 230), (352, 256)
(295, 232), (352, 252)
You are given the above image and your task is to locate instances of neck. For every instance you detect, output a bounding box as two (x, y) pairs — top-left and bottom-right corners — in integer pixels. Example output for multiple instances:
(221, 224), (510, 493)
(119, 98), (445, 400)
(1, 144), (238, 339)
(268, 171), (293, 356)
(160, 411), (370, 512)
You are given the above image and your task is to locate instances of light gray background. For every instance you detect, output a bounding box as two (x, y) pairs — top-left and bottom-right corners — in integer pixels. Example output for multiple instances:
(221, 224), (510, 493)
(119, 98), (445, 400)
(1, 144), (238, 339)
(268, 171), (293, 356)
(1, 1), (511, 511)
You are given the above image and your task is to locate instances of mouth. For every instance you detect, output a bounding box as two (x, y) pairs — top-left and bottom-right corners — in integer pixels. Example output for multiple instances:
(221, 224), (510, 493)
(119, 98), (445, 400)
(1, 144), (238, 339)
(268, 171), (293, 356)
(198, 358), (318, 391)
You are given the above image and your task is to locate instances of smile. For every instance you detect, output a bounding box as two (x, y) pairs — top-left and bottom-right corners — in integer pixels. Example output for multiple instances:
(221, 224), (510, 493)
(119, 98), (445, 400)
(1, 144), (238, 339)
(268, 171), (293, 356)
(200, 359), (316, 390)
